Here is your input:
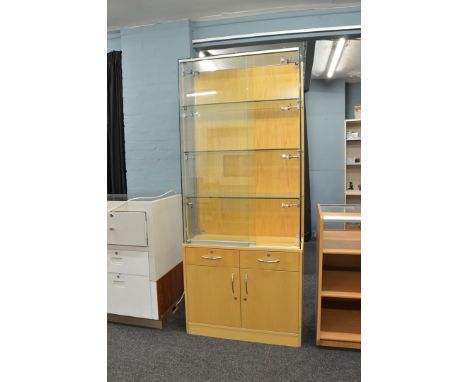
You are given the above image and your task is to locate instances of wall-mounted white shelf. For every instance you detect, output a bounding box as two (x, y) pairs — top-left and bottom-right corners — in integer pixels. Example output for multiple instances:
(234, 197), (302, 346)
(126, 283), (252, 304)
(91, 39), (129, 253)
(345, 118), (361, 204)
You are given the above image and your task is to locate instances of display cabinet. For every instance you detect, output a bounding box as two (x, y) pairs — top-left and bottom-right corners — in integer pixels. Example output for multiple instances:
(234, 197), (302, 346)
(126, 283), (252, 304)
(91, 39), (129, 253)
(316, 204), (361, 349)
(179, 48), (305, 347)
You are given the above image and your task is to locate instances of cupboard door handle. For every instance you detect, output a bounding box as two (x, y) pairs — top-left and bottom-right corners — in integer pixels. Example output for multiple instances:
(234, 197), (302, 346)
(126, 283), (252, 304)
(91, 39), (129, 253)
(231, 273), (234, 294)
(201, 256), (222, 260)
(109, 227), (115, 231)
(257, 259), (280, 263)
(244, 273), (248, 295)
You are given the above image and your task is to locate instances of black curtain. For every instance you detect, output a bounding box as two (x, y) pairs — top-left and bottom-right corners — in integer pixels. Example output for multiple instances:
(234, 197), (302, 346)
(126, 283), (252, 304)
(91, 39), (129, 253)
(107, 51), (127, 194)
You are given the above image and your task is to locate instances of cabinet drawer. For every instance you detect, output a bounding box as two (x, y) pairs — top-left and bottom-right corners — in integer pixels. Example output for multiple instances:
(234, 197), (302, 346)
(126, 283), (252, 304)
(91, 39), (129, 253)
(240, 250), (299, 271)
(107, 250), (149, 276)
(185, 247), (239, 267)
(107, 211), (148, 246)
(107, 273), (152, 319)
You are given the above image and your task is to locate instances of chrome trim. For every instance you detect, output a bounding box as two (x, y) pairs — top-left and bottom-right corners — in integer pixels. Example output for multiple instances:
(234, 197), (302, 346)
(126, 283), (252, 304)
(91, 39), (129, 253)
(178, 47), (299, 63)
(192, 25), (361, 44)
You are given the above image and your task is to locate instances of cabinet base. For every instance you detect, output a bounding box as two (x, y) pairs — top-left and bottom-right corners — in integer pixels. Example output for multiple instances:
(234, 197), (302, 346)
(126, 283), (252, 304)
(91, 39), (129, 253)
(187, 322), (301, 347)
(317, 339), (361, 349)
(107, 294), (183, 329)
(107, 314), (163, 329)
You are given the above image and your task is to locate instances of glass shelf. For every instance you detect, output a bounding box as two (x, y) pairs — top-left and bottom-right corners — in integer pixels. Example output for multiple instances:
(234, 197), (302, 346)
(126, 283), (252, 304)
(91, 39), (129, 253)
(182, 149), (301, 198)
(181, 99), (301, 152)
(185, 194), (301, 199)
(179, 50), (300, 107)
(184, 148), (300, 154)
(184, 197), (301, 248)
(180, 97), (301, 109)
(318, 204), (361, 223)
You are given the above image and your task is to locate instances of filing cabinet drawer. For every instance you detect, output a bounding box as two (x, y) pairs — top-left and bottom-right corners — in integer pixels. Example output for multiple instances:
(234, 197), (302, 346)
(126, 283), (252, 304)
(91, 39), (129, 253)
(107, 273), (153, 319)
(107, 250), (149, 276)
(107, 211), (148, 246)
(185, 247), (239, 267)
(240, 250), (299, 271)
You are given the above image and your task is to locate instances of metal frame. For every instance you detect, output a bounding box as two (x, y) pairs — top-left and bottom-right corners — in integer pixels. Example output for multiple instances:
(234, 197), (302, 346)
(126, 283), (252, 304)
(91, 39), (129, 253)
(178, 47), (299, 63)
(192, 25), (361, 44)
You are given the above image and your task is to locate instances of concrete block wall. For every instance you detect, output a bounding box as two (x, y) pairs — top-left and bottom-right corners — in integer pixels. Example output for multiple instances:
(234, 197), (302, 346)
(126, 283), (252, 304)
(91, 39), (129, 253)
(119, 21), (192, 195)
(306, 79), (346, 231)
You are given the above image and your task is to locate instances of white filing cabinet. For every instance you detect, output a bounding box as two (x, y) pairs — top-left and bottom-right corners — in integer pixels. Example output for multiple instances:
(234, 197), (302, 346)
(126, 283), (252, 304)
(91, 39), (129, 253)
(107, 194), (183, 326)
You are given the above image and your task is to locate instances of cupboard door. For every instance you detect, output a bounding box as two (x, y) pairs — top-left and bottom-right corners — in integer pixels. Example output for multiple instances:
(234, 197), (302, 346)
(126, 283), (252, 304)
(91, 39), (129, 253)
(186, 265), (241, 327)
(241, 269), (299, 333)
(107, 211), (148, 246)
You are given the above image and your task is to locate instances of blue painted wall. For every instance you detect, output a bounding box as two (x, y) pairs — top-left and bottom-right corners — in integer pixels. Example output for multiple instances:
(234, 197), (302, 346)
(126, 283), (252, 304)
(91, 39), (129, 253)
(346, 82), (361, 119)
(119, 21), (192, 194)
(192, 7), (361, 48)
(107, 32), (121, 52)
(307, 79), (346, 231)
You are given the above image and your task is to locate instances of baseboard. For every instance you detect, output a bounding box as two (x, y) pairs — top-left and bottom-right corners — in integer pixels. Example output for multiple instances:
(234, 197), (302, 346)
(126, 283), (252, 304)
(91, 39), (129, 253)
(187, 322), (301, 347)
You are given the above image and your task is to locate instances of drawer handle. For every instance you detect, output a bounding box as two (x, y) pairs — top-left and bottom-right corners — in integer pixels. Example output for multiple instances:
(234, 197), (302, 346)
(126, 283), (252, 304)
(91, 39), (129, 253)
(111, 257), (123, 262)
(112, 280), (125, 287)
(257, 259), (280, 263)
(109, 227), (115, 231)
(201, 256), (222, 260)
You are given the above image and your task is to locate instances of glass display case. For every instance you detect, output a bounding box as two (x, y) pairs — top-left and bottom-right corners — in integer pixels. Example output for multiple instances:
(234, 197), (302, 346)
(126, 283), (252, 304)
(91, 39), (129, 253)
(179, 48), (304, 248)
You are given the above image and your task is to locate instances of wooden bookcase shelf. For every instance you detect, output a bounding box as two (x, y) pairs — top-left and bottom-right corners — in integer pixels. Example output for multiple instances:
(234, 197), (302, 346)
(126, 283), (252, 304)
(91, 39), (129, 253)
(322, 270), (361, 299)
(316, 205), (361, 349)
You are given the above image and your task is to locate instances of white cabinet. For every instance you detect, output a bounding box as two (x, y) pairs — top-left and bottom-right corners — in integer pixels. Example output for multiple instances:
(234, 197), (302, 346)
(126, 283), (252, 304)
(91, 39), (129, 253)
(107, 211), (148, 246)
(107, 250), (149, 276)
(107, 273), (153, 318)
(107, 194), (183, 325)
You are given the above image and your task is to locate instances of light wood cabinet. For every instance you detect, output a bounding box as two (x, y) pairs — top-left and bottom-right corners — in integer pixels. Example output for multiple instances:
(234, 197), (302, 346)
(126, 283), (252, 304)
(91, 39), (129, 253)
(240, 269), (299, 333)
(179, 48), (304, 347)
(184, 245), (302, 347)
(316, 204), (361, 349)
(186, 265), (241, 327)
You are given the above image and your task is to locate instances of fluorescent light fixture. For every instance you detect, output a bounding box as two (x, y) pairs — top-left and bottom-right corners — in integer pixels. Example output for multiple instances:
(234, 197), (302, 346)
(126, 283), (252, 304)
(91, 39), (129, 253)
(186, 91), (217, 97)
(327, 38), (346, 78)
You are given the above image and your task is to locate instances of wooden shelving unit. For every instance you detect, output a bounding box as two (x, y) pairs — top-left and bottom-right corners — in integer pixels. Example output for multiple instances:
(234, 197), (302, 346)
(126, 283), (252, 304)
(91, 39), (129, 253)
(345, 119), (361, 204)
(316, 204), (361, 349)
